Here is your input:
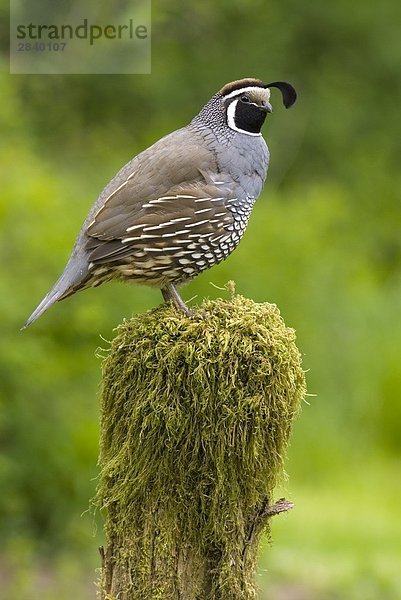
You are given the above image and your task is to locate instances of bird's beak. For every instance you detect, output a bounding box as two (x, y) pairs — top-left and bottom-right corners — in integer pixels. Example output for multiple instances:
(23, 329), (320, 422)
(261, 102), (273, 113)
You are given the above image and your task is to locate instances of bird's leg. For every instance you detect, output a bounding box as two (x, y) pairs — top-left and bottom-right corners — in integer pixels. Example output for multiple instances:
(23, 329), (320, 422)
(161, 283), (193, 317)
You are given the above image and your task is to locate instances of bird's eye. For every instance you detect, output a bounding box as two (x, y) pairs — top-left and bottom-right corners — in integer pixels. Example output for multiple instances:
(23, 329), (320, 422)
(241, 95), (250, 103)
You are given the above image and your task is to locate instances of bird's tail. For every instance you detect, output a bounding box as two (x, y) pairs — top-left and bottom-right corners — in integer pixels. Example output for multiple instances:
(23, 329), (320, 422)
(22, 282), (67, 330)
(22, 250), (89, 329)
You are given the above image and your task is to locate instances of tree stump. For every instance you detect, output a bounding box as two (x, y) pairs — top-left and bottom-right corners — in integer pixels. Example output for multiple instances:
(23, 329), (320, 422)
(96, 295), (305, 599)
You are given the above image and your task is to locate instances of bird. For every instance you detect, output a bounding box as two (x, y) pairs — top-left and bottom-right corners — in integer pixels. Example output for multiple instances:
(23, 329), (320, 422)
(23, 77), (296, 328)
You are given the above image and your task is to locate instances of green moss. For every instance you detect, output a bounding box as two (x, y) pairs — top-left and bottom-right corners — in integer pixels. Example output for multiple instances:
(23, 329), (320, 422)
(96, 295), (306, 599)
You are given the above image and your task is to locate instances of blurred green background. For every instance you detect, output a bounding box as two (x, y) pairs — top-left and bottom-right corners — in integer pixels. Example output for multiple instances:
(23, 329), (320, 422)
(1, 0), (401, 598)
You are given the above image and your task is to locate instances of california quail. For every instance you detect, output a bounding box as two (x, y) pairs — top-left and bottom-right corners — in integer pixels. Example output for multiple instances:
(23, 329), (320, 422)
(23, 78), (296, 327)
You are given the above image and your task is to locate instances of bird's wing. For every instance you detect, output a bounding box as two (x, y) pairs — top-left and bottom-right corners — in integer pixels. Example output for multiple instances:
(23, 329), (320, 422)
(85, 128), (236, 264)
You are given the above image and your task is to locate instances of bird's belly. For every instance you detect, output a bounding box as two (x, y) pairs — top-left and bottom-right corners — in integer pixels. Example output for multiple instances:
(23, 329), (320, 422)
(89, 222), (249, 289)
(87, 195), (256, 288)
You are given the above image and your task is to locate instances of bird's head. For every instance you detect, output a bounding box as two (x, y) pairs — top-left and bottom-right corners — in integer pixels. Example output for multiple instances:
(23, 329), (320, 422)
(219, 78), (297, 136)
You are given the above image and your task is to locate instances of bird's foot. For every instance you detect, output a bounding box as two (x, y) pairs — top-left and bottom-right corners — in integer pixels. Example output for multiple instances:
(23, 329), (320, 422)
(161, 284), (194, 317)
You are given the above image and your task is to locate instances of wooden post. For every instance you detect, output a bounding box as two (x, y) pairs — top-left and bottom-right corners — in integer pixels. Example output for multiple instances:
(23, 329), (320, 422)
(96, 295), (305, 599)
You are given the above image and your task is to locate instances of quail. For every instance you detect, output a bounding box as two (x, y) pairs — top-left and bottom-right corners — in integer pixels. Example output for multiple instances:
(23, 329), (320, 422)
(23, 78), (296, 328)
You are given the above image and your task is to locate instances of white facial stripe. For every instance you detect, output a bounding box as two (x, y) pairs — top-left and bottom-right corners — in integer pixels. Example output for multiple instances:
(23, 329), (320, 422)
(226, 98), (262, 137)
(223, 85), (271, 101)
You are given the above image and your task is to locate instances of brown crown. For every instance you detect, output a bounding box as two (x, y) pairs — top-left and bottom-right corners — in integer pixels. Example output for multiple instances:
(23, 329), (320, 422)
(219, 78), (266, 97)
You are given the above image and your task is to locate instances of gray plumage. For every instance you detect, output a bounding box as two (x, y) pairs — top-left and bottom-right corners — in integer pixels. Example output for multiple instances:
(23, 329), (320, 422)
(23, 78), (296, 328)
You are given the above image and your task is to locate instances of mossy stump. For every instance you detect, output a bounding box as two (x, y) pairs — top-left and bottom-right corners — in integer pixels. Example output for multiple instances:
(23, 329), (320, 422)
(96, 295), (305, 599)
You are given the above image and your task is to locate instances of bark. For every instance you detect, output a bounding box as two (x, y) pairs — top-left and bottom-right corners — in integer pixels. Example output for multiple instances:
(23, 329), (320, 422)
(99, 499), (293, 600)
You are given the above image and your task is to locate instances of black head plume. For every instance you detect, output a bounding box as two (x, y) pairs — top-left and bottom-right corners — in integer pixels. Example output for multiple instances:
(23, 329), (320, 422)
(266, 81), (297, 108)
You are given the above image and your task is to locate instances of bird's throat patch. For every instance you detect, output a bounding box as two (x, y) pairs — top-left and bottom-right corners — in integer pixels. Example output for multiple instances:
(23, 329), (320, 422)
(226, 99), (266, 136)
